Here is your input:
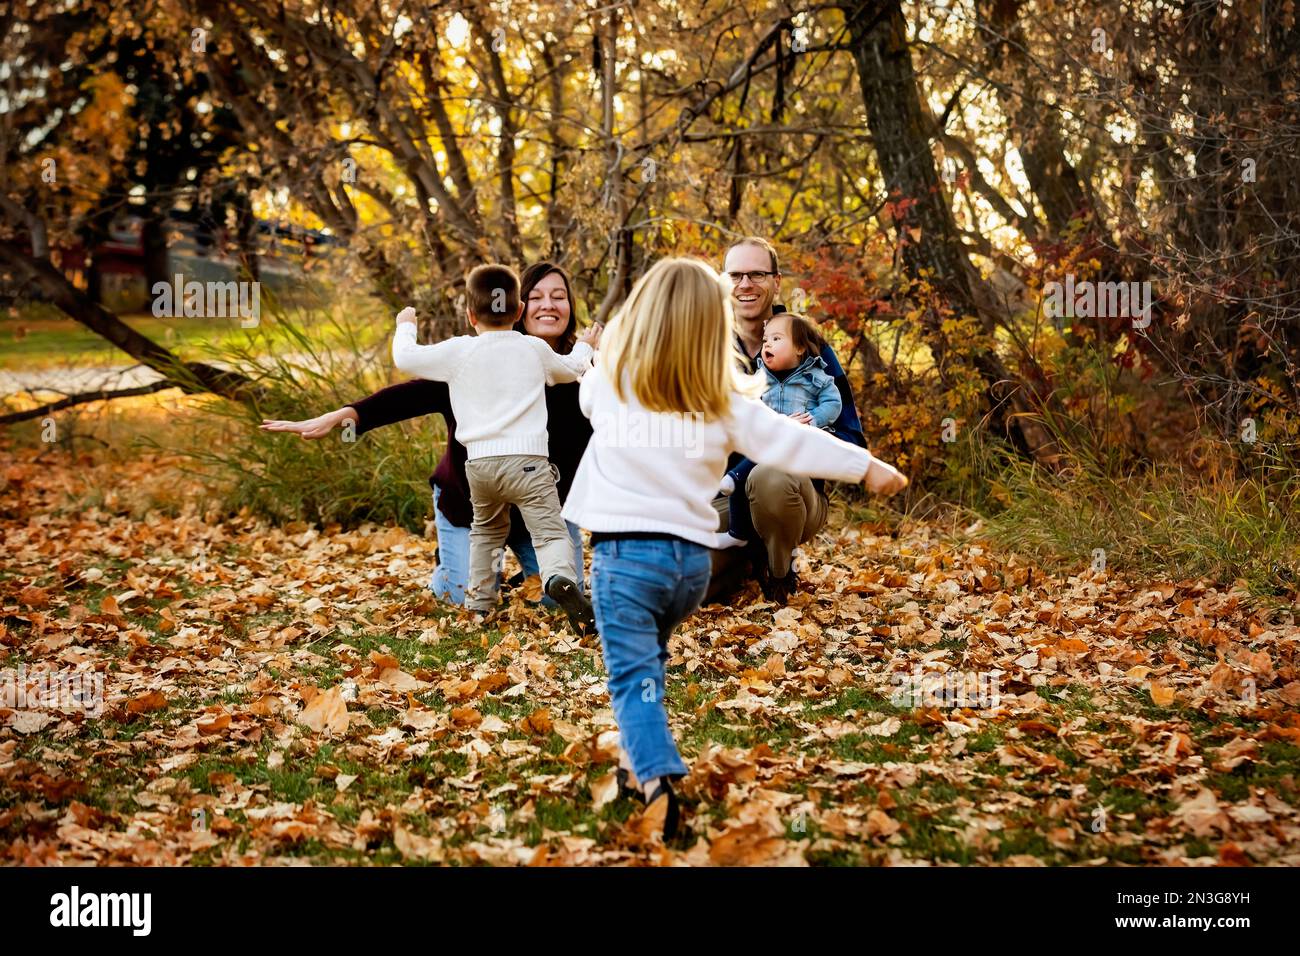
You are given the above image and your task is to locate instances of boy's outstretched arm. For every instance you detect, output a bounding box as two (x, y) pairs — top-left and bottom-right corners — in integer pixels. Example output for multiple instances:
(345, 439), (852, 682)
(535, 336), (595, 384)
(391, 308), (462, 382)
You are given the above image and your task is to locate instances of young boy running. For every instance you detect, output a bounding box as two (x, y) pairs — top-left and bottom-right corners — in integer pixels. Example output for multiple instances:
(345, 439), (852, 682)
(392, 264), (599, 633)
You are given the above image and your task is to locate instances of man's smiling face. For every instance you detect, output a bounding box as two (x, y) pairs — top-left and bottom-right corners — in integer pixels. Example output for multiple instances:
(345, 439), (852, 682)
(723, 242), (780, 325)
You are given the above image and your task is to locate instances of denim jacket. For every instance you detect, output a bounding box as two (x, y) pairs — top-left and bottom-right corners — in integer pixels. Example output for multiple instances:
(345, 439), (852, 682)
(760, 352), (842, 427)
(734, 312), (865, 449)
(725, 352), (843, 495)
(724, 316), (865, 540)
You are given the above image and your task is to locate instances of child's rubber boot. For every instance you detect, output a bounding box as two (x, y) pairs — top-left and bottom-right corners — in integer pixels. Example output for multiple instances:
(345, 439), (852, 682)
(644, 777), (681, 841)
(545, 575), (597, 636)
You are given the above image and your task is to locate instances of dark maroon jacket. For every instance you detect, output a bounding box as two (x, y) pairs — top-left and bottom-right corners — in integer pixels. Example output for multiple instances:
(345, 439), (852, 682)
(346, 378), (592, 529)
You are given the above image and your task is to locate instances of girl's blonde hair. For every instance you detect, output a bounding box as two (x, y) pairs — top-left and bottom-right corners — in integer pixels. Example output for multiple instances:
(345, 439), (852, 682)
(599, 257), (758, 418)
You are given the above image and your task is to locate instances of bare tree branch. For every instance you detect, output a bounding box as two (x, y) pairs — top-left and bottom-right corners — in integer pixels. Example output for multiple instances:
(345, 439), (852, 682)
(0, 381), (176, 426)
(0, 239), (264, 405)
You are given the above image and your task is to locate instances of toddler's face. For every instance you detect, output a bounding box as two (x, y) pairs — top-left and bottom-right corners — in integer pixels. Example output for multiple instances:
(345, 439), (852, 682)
(761, 317), (802, 371)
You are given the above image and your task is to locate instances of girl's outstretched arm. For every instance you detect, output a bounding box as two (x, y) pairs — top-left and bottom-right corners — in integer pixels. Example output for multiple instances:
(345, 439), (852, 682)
(727, 394), (906, 494)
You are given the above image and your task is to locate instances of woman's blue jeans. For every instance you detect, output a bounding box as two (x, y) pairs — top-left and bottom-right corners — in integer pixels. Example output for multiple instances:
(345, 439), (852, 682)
(429, 488), (583, 606)
(591, 536), (711, 784)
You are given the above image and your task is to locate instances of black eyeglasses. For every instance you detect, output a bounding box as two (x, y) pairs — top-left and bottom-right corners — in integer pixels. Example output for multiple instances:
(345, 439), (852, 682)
(727, 270), (776, 284)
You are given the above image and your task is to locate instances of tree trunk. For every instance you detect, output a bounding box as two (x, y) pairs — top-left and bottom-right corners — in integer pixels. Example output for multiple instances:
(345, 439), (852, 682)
(542, 41), (571, 258)
(0, 239), (262, 404)
(234, 190), (260, 283)
(140, 209), (171, 301)
(592, 8), (630, 325)
(839, 0), (1054, 461)
(976, 0), (1090, 234)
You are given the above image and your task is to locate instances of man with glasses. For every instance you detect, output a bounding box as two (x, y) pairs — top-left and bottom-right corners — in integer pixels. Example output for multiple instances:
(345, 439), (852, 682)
(710, 236), (869, 603)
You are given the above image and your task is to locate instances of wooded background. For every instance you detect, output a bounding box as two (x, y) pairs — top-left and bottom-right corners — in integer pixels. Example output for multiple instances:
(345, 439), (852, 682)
(3, 0), (1298, 484)
(3, 2), (1300, 870)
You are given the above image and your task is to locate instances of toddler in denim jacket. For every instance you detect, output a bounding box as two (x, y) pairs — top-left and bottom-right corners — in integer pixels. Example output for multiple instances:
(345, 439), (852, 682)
(719, 313), (842, 544)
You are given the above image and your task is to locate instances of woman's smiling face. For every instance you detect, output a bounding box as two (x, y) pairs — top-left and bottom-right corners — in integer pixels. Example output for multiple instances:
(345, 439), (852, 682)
(523, 271), (571, 346)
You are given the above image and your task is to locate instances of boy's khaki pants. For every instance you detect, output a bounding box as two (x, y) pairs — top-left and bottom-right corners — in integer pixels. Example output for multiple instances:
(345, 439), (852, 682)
(465, 454), (576, 611)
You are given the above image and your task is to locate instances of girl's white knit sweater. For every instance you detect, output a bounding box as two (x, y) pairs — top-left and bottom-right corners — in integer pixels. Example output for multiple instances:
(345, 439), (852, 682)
(562, 364), (878, 547)
(392, 325), (593, 460)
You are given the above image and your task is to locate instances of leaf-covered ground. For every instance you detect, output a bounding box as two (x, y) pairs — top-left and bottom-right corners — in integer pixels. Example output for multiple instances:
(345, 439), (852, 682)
(2, 446), (1298, 866)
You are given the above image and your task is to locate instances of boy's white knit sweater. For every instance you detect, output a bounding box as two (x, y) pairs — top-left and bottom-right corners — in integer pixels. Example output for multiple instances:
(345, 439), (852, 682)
(392, 325), (593, 460)
(562, 363), (878, 547)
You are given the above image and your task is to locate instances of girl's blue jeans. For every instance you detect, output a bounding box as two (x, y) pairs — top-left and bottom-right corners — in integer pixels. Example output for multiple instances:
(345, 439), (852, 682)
(591, 536), (711, 784)
(429, 488), (583, 606)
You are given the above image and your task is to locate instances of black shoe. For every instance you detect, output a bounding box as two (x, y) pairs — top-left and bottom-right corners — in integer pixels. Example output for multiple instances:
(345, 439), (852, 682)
(644, 777), (680, 841)
(761, 568), (799, 604)
(545, 574), (597, 635)
(616, 767), (642, 802)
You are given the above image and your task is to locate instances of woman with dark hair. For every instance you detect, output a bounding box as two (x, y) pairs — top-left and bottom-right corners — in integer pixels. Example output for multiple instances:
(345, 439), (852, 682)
(261, 262), (596, 606)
